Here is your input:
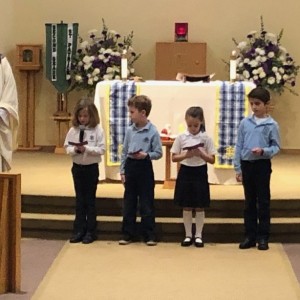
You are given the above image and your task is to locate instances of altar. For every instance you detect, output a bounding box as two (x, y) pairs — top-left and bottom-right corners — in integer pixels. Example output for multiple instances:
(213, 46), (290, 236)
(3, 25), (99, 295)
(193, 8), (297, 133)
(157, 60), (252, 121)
(94, 80), (254, 185)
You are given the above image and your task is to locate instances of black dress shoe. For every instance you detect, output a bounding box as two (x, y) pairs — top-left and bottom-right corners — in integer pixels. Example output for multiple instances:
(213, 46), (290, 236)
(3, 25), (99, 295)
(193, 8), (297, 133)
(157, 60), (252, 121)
(257, 239), (269, 251)
(181, 237), (193, 247)
(82, 233), (96, 244)
(69, 232), (85, 243)
(194, 237), (204, 248)
(239, 238), (256, 249)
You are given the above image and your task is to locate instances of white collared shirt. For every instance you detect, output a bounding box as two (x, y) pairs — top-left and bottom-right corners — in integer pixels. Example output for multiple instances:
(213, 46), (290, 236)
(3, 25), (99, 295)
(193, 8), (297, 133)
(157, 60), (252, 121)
(171, 130), (217, 166)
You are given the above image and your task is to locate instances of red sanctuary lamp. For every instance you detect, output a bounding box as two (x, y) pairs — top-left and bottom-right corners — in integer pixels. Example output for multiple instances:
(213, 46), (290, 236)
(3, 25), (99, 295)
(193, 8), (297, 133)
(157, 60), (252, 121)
(175, 23), (188, 42)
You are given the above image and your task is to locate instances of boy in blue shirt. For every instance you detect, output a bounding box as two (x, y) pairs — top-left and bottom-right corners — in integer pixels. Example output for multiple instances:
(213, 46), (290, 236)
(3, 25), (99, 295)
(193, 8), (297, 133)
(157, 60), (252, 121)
(119, 95), (162, 246)
(234, 87), (280, 251)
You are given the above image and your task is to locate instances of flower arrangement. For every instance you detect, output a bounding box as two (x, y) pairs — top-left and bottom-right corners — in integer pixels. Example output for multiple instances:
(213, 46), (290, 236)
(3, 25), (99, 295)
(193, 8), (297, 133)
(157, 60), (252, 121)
(232, 16), (299, 95)
(70, 19), (141, 94)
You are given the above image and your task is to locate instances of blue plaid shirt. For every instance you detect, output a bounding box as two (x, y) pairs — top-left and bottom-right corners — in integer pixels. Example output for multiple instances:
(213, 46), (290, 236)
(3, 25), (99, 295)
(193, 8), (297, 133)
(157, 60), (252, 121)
(233, 115), (280, 173)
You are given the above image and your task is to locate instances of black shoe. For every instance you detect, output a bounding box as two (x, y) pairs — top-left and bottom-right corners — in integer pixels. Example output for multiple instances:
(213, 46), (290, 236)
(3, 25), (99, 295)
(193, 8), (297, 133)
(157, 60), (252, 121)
(69, 232), (85, 243)
(257, 239), (269, 251)
(194, 237), (204, 248)
(181, 237), (193, 247)
(82, 233), (96, 244)
(239, 238), (256, 249)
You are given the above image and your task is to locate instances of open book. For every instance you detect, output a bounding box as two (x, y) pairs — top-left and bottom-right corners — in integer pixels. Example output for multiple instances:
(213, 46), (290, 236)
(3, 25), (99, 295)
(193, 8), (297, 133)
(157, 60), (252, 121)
(183, 143), (204, 150)
(68, 141), (88, 146)
(128, 149), (142, 155)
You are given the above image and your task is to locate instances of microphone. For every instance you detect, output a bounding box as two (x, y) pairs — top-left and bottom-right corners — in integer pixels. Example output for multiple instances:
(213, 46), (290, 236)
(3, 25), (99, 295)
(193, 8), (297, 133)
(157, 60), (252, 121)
(79, 125), (85, 143)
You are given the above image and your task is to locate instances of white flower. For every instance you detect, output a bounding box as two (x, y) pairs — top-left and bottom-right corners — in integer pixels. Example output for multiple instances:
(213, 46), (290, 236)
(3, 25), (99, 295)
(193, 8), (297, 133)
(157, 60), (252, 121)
(104, 49), (113, 55)
(83, 55), (92, 64)
(250, 60), (259, 67)
(80, 41), (89, 49)
(87, 78), (94, 85)
(259, 71), (266, 78)
(261, 56), (267, 62)
(243, 70), (250, 79)
(265, 33), (277, 44)
(75, 75), (82, 82)
(237, 41), (248, 50)
(84, 63), (92, 70)
(267, 52), (275, 58)
(92, 68), (100, 76)
(267, 77), (276, 85)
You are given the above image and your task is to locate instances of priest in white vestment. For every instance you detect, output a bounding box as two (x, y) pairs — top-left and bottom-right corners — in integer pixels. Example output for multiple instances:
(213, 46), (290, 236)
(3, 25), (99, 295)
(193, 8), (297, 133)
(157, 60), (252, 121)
(0, 55), (19, 171)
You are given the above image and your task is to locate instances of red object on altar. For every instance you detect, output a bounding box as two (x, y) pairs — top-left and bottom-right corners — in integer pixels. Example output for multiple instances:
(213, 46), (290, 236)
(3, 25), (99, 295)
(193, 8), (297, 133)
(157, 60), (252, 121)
(175, 23), (188, 42)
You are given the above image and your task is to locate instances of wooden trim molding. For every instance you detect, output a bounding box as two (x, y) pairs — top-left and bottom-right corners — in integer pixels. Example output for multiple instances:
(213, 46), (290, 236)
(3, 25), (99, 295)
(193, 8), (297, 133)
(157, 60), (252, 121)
(0, 173), (21, 294)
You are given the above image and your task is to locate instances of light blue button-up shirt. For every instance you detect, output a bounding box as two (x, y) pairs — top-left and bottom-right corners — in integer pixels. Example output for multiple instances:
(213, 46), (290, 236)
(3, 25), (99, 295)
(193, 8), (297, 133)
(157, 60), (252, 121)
(120, 121), (162, 174)
(233, 115), (280, 173)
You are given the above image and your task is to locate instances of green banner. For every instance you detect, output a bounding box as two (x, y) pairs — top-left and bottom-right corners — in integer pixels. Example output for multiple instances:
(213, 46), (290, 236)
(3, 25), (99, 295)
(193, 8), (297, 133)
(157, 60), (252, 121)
(45, 22), (78, 93)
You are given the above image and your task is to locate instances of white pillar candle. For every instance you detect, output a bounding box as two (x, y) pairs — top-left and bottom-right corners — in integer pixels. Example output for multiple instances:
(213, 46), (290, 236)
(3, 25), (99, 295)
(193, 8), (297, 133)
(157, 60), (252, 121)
(230, 50), (237, 81)
(121, 50), (127, 80)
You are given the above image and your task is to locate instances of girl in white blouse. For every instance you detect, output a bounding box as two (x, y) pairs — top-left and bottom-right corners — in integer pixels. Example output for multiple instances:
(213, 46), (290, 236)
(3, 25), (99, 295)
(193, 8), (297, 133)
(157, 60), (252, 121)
(171, 106), (216, 248)
(64, 98), (105, 244)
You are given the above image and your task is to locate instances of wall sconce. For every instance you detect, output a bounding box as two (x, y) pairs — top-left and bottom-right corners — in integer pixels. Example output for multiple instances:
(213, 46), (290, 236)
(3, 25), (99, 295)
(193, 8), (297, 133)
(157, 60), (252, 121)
(175, 23), (188, 42)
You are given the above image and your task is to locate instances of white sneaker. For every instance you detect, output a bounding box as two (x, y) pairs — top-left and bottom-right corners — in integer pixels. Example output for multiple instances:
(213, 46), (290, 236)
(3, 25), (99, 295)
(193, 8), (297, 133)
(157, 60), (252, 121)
(146, 240), (157, 246)
(119, 237), (132, 245)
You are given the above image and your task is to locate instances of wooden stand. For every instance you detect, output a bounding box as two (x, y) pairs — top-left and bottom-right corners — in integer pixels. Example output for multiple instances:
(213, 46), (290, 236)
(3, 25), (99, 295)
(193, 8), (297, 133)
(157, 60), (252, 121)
(0, 174), (21, 294)
(51, 115), (72, 154)
(155, 42), (206, 80)
(162, 139), (179, 189)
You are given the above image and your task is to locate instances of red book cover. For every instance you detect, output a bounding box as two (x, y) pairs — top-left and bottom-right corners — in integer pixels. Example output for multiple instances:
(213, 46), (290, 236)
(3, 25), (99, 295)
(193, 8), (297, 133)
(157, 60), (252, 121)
(183, 143), (204, 150)
(128, 149), (142, 155)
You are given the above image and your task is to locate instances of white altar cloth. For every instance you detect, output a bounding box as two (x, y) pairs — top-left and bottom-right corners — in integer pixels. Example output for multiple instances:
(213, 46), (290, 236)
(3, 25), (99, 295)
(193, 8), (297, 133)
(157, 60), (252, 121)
(94, 80), (254, 184)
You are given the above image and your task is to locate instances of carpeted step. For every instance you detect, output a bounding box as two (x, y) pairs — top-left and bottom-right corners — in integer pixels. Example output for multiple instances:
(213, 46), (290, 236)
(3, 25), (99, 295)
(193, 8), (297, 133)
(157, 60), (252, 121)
(21, 213), (300, 243)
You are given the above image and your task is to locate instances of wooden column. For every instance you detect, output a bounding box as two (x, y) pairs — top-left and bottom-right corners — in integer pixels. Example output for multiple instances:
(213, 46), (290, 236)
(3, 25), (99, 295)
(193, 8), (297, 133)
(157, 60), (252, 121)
(0, 173), (21, 294)
(16, 44), (42, 151)
(18, 70), (41, 150)
(162, 140), (180, 189)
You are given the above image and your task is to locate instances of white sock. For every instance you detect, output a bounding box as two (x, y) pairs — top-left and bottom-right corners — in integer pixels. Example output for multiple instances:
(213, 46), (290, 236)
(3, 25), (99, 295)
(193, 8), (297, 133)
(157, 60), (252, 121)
(183, 210), (193, 238)
(195, 211), (205, 238)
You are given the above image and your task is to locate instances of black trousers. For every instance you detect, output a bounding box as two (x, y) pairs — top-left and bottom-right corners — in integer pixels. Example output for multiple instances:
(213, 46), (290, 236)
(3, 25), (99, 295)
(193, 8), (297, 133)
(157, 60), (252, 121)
(71, 163), (99, 235)
(241, 159), (272, 241)
(122, 158), (155, 240)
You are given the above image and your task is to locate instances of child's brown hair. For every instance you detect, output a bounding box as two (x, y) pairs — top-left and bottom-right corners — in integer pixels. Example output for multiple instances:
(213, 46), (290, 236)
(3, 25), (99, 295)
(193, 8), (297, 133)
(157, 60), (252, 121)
(127, 95), (152, 116)
(72, 98), (100, 127)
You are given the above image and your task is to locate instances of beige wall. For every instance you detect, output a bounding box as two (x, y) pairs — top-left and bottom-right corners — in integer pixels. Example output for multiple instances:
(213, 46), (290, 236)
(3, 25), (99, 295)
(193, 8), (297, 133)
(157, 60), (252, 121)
(2, 0), (300, 149)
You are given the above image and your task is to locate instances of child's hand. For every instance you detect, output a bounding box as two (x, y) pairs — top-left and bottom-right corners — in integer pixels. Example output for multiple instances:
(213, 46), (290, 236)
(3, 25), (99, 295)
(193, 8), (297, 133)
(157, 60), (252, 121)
(184, 150), (194, 158)
(121, 174), (126, 184)
(76, 145), (86, 153)
(236, 173), (242, 182)
(132, 151), (147, 160)
(193, 148), (207, 158)
(251, 147), (263, 156)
